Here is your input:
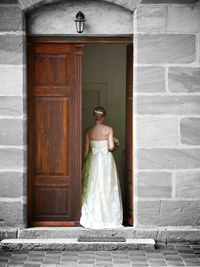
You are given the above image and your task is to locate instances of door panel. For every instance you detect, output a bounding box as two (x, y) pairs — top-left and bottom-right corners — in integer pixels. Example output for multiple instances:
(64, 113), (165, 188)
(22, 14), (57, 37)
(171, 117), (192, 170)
(34, 55), (69, 84)
(34, 186), (71, 215)
(124, 44), (133, 225)
(34, 97), (69, 175)
(28, 43), (84, 226)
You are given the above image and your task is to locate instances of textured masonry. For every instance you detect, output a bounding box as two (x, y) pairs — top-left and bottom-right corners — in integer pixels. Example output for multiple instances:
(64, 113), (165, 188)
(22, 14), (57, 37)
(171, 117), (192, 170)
(0, 0), (200, 230)
(180, 118), (200, 145)
(27, 1), (133, 35)
(135, 66), (165, 93)
(0, 0), (135, 228)
(135, 3), (200, 227)
(0, 2), (26, 227)
(136, 34), (196, 64)
(18, 0), (140, 12)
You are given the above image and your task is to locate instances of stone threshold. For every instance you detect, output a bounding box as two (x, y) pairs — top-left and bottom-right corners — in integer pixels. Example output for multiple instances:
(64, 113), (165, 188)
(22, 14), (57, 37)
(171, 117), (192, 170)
(0, 238), (155, 251)
(0, 226), (200, 244)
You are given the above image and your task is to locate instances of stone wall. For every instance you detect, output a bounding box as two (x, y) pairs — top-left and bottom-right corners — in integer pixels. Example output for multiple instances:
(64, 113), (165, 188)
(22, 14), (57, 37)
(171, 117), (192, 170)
(27, 0), (133, 35)
(1, 0), (200, 229)
(0, 2), (26, 227)
(134, 3), (200, 227)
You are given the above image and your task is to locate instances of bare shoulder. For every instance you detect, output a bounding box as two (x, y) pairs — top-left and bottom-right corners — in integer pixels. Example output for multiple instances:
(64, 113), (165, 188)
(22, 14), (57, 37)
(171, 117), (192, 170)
(104, 124), (113, 134)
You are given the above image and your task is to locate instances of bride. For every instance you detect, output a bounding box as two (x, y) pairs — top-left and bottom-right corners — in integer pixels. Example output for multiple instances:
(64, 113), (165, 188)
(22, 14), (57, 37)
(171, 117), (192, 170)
(80, 106), (123, 229)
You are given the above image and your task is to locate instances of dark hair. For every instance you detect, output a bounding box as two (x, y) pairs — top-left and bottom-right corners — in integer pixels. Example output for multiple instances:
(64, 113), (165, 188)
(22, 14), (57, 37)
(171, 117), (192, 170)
(93, 106), (106, 118)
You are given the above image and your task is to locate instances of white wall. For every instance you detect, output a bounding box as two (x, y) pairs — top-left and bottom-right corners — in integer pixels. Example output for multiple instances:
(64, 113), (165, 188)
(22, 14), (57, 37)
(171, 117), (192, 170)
(27, 0), (133, 35)
(83, 44), (127, 190)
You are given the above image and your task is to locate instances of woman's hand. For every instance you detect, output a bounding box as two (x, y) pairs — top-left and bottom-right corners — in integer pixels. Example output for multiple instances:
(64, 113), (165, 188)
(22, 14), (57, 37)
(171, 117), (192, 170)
(109, 141), (119, 152)
(112, 137), (119, 151)
(108, 128), (115, 151)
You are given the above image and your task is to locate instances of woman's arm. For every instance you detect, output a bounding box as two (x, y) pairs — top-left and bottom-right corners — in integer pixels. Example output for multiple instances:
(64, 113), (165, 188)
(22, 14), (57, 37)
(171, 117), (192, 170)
(108, 127), (115, 151)
(83, 130), (90, 161)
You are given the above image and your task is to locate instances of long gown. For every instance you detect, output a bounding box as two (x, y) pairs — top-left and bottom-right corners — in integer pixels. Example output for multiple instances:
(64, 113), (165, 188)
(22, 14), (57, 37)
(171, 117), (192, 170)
(80, 139), (123, 229)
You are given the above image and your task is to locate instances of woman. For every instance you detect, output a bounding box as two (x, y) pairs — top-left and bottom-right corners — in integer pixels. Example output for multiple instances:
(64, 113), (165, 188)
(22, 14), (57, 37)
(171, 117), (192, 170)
(80, 106), (123, 228)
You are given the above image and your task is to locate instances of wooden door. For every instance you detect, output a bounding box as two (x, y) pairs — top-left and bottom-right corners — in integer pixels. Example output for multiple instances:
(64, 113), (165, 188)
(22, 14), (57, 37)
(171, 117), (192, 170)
(124, 44), (133, 225)
(28, 43), (84, 226)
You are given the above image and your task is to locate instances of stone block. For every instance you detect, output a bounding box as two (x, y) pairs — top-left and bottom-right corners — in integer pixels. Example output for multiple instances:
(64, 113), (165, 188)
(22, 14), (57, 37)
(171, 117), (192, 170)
(137, 117), (179, 147)
(180, 118), (200, 145)
(157, 228), (200, 243)
(28, 0), (138, 12)
(0, 0), (17, 3)
(169, 67), (200, 93)
(27, 1), (133, 35)
(175, 171), (200, 199)
(136, 34), (195, 64)
(18, 227), (158, 239)
(141, 0), (197, 2)
(135, 66), (165, 93)
(0, 96), (23, 116)
(22, 118), (27, 146)
(0, 35), (23, 65)
(137, 200), (200, 226)
(0, 148), (23, 169)
(18, 0), (33, 10)
(137, 95), (200, 114)
(0, 172), (25, 198)
(0, 228), (17, 241)
(0, 201), (25, 227)
(136, 5), (167, 33)
(137, 171), (172, 198)
(137, 148), (200, 169)
(0, 119), (23, 145)
(199, 36), (200, 62)
(167, 5), (200, 33)
(0, 66), (23, 96)
(31, 0), (46, 3)
(0, 6), (23, 31)
(17, 227), (200, 243)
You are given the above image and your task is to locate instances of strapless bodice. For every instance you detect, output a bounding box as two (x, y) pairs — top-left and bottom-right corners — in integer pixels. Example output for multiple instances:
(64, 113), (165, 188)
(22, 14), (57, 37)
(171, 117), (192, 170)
(89, 140), (108, 154)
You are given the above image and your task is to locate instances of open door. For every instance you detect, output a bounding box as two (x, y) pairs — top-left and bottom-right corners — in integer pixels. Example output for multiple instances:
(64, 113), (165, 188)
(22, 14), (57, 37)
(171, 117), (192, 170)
(124, 44), (133, 225)
(28, 43), (84, 226)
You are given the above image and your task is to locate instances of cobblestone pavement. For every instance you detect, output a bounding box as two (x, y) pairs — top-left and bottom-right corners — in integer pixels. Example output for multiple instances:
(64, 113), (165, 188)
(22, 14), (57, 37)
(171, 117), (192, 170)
(0, 243), (200, 267)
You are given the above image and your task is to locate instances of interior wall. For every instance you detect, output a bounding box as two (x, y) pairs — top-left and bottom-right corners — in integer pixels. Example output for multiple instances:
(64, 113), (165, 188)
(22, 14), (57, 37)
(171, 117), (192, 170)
(82, 44), (127, 190)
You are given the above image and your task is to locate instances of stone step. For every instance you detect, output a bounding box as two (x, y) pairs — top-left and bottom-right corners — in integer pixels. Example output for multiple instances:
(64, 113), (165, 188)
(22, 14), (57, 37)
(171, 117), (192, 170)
(0, 238), (156, 251)
(18, 227), (157, 239)
(2, 227), (200, 243)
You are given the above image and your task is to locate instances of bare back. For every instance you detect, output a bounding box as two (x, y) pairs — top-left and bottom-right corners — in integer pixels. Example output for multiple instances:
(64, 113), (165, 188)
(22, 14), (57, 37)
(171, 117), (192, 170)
(83, 123), (115, 161)
(87, 123), (111, 141)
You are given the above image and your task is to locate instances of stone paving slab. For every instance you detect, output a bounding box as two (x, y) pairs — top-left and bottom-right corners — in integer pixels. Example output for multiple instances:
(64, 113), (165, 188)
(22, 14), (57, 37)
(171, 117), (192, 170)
(0, 243), (199, 266)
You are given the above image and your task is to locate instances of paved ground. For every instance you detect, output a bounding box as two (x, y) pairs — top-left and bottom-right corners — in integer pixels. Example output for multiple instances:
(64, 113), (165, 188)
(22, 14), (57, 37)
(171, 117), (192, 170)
(0, 243), (200, 267)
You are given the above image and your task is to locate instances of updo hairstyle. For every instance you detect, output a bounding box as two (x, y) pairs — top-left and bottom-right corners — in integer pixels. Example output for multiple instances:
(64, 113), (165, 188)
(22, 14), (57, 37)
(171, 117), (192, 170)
(93, 106), (106, 120)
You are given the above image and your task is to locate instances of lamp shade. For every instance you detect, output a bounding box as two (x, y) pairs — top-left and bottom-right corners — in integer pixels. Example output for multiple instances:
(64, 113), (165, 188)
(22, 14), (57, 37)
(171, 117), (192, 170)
(74, 11), (86, 33)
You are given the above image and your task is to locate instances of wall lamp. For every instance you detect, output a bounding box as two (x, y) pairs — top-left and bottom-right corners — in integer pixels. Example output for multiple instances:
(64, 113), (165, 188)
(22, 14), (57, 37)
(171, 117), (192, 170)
(74, 11), (86, 33)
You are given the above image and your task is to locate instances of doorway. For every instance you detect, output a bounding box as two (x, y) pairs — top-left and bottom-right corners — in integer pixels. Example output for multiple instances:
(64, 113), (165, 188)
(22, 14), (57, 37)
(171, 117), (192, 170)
(82, 44), (126, 202)
(27, 37), (133, 226)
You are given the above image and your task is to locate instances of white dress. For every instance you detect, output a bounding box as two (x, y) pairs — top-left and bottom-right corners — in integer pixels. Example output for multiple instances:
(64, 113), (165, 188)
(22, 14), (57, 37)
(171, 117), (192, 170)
(80, 140), (123, 229)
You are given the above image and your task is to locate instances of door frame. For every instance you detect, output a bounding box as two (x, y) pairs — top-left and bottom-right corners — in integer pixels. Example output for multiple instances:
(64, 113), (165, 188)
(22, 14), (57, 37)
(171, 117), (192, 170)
(27, 36), (133, 44)
(27, 35), (134, 226)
